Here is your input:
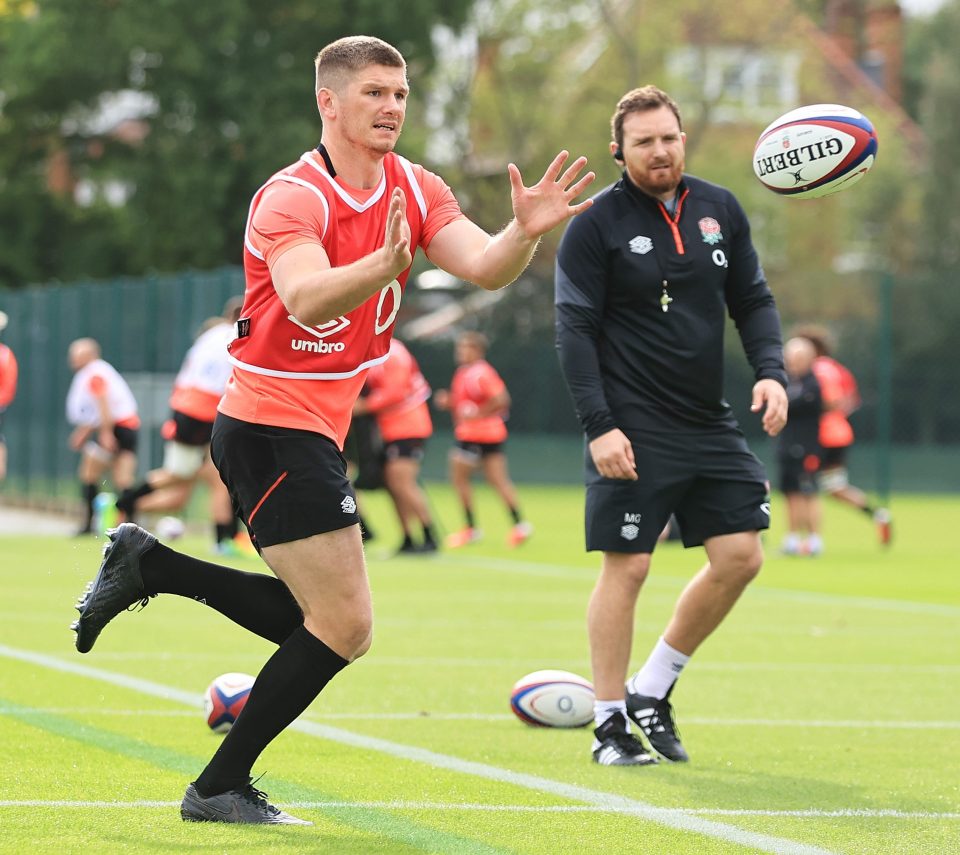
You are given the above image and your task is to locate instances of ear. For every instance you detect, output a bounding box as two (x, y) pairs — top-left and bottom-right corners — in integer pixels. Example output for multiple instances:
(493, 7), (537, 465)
(609, 141), (623, 161)
(317, 87), (337, 119)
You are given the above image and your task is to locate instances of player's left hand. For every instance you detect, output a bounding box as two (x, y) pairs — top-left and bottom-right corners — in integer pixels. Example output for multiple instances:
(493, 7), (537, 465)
(508, 151), (595, 240)
(751, 378), (788, 437)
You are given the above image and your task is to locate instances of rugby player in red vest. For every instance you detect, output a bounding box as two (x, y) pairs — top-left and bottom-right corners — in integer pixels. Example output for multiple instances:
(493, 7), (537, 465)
(353, 337), (438, 554)
(70, 35), (595, 824)
(793, 324), (892, 546)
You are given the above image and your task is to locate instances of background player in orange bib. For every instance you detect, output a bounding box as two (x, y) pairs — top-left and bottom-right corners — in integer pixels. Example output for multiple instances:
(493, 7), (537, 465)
(70, 35), (595, 824)
(434, 331), (532, 548)
(354, 336), (438, 554)
(792, 323), (892, 546)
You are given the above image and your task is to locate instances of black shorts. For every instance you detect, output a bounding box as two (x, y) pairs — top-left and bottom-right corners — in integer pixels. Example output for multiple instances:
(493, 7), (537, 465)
(820, 446), (849, 469)
(165, 410), (214, 447)
(113, 425), (139, 453)
(584, 428), (770, 553)
(453, 440), (504, 462)
(778, 454), (821, 495)
(210, 413), (360, 549)
(383, 437), (426, 462)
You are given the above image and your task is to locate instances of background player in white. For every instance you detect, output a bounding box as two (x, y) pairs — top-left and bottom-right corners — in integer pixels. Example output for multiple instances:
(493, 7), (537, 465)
(65, 338), (140, 535)
(116, 297), (248, 554)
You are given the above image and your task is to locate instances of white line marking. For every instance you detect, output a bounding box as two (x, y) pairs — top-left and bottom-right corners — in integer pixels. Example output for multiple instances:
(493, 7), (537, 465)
(0, 643), (835, 855)
(447, 555), (960, 617)
(58, 651), (960, 674)
(0, 800), (956, 820)
(4, 708), (958, 729)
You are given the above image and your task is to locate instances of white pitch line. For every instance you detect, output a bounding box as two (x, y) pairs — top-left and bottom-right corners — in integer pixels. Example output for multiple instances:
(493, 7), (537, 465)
(64, 651), (960, 674)
(4, 707), (958, 730)
(0, 800), (956, 821)
(0, 643), (835, 855)
(446, 555), (960, 618)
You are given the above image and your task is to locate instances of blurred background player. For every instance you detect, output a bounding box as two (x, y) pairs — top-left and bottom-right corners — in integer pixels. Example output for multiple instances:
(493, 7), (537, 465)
(434, 331), (532, 548)
(116, 297), (249, 555)
(792, 323), (892, 546)
(778, 337), (824, 556)
(65, 338), (140, 535)
(353, 337), (438, 554)
(0, 311), (17, 484)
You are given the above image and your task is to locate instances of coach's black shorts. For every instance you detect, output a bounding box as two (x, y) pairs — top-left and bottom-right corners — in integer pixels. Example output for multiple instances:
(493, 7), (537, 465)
(164, 410), (214, 447)
(211, 413), (360, 549)
(778, 453), (820, 495)
(584, 428), (770, 553)
(383, 437), (426, 462)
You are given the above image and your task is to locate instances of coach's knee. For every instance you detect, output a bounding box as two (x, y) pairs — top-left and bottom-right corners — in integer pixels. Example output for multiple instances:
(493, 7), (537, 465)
(726, 541), (764, 587)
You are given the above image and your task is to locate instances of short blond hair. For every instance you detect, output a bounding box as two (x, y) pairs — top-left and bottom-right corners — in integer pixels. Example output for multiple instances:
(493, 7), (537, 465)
(315, 35), (406, 93)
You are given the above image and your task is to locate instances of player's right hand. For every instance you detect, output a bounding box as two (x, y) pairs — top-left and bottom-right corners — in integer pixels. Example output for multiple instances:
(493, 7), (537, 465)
(589, 428), (638, 480)
(382, 187), (411, 275)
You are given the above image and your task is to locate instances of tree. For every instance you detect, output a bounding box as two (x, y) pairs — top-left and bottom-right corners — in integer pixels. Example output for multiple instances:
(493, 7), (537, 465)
(0, 0), (471, 286)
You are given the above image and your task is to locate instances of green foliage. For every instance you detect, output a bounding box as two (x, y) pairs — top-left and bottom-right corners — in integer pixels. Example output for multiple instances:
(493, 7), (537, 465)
(0, 0), (471, 286)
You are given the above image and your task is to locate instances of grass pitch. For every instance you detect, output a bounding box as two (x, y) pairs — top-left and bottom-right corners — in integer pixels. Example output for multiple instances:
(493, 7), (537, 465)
(1, 487), (958, 854)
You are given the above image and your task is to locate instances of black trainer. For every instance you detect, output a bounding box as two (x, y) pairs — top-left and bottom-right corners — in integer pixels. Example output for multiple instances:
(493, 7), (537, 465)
(591, 711), (658, 766)
(70, 523), (158, 654)
(625, 682), (689, 762)
(181, 781), (313, 825)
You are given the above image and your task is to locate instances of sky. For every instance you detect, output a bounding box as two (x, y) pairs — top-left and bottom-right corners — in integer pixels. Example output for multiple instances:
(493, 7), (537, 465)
(900, 0), (946, 15)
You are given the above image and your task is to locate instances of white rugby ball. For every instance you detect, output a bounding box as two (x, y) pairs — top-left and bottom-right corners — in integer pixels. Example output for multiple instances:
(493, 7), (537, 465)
(509, 669), (595, 728)
(753, 104), (877, 198)
(155, 515), (186, 540)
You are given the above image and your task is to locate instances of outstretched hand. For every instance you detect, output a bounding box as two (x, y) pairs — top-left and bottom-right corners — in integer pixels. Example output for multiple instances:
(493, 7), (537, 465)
(509, 151), (595, 241)
(382, 186), (411, 276)
(751, 378), (788, 437)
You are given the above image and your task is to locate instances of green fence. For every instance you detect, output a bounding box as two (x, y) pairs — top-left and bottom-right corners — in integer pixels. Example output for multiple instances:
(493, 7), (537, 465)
(1, 267), (958, 514)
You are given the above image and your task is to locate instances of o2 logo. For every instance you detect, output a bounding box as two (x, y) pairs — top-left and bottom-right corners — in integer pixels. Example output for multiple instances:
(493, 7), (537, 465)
(712, 249), (728, 268)
(374, 280), (401, 334)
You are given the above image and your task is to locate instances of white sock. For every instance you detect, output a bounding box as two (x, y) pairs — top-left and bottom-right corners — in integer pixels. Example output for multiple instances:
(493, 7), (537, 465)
(628, 637), (690, 699)
(593, 699), (628, 730)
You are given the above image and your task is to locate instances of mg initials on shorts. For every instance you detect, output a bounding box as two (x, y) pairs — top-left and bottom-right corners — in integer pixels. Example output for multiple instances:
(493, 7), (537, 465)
(585, 428), (770, 553)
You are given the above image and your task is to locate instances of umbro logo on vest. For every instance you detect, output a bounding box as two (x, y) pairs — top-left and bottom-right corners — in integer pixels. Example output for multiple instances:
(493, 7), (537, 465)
(629, 235), (653, 255)
(287, 314), (350, 354)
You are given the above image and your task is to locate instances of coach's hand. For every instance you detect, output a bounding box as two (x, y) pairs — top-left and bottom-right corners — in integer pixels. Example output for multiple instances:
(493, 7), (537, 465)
(589, 428), (638, 481)
(751, 378), (788, 437)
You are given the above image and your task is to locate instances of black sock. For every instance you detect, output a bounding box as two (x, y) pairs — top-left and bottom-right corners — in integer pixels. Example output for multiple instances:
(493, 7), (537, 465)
(117, 482), (155, 516)
(139, 543), (302, 644)
(80, 483), (98, 529)
(215, 519), (238, 544)
(401, 533), (414, 548)
(464, 507), (475, 529)
(193, 625), (348, 797)
(422, 523), (436, 546)
(508, 506), (521, 525)
(862, 504), (876, 517)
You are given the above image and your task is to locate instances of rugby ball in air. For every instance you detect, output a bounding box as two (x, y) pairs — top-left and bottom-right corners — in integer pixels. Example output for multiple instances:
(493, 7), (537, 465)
(510, 669), (595, 728)
(203, 672), (255, 733)
(753, 104), (877, 198)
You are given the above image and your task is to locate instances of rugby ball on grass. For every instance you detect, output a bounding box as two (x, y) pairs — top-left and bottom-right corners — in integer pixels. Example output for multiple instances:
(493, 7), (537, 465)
(753, 104), (877, 198)
(510, 669), (595, 728)
(203, 672), (255, 733)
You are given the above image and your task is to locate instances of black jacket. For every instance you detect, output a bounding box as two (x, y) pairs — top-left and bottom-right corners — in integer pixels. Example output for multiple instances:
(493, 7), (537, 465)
(555, 173), (786, 439)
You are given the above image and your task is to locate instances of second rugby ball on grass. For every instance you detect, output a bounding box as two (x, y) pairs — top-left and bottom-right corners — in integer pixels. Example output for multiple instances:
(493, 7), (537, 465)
(510, 669), (595, 728)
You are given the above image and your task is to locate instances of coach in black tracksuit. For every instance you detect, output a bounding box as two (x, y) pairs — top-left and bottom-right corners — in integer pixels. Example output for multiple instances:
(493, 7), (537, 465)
(554, 86), (788, 768)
